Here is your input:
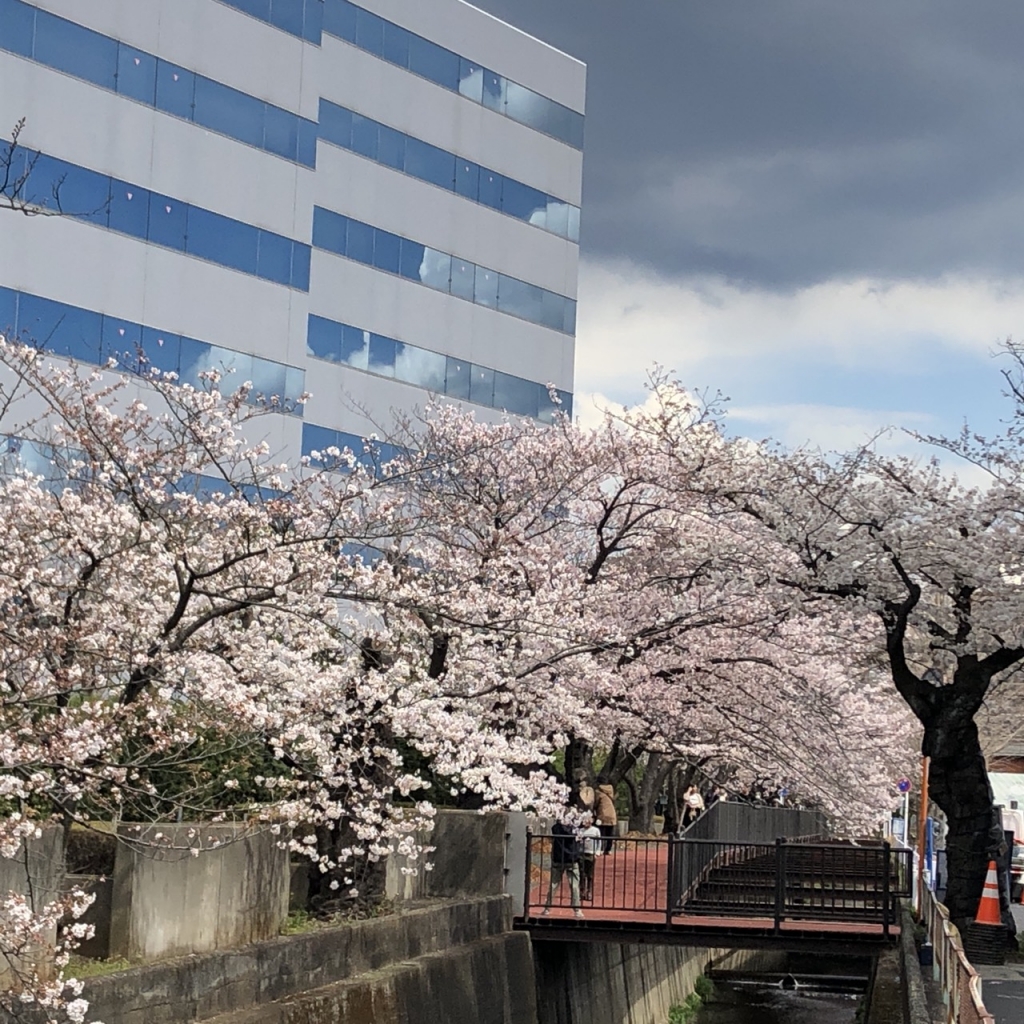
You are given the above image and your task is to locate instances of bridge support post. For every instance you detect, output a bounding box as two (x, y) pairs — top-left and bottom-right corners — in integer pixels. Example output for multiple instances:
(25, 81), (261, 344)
(882, 840), (891, 939)
(524, 828), (533, 918)
(665, 836), (675, 926)
(774, 836), (787, 935)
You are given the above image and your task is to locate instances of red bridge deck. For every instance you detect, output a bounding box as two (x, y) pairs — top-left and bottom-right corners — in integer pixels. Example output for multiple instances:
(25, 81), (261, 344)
(518, 835), (905, 953)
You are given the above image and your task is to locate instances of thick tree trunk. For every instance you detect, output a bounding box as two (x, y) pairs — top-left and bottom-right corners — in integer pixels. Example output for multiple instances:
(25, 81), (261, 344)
(922, 692), (1014, 940)
(627, 752), (673, 835)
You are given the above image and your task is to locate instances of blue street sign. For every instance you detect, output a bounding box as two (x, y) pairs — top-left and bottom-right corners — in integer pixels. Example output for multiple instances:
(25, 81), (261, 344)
(897, 778), (912, 794)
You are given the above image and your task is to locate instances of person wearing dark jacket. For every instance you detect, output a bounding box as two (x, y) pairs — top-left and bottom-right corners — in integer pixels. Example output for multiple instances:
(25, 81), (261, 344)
(541, 821), (584, 918)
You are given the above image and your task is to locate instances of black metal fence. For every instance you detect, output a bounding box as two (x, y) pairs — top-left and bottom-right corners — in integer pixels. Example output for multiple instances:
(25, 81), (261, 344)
(523, 802), (910, 934)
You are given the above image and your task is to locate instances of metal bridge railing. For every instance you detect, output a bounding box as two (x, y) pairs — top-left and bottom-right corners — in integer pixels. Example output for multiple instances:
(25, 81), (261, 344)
(921, 887), (995, 1024)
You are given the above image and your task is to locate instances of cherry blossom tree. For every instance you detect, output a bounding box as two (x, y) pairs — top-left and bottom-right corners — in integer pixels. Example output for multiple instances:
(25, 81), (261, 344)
(733, 426), (1024, 935)
(0, 343), (914, 1019)
(379, 385), (912, 835)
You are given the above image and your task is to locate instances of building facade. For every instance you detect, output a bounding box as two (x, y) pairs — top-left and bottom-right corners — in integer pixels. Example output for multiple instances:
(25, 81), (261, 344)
(0, 0), (584, 463)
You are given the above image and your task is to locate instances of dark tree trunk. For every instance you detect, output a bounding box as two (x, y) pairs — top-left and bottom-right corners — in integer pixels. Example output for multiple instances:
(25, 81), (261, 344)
(922, 691), (1013, 938)
(626, 752), (673, 835)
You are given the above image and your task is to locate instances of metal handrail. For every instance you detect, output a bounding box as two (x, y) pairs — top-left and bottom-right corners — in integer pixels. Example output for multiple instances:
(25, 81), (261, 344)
(921, 887), (996, 1024)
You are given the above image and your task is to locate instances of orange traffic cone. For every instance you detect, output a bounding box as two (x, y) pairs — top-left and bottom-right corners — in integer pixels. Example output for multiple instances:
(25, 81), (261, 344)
(975, 861), (1002, 926)
(964, 860), (1007, 966)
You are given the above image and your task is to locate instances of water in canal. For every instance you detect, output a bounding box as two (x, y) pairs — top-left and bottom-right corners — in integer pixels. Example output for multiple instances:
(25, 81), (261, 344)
(694, 983), (859, 1024)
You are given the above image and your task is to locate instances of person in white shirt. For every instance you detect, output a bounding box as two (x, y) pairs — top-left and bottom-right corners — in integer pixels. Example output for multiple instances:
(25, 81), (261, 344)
(579, 816), (603, 901)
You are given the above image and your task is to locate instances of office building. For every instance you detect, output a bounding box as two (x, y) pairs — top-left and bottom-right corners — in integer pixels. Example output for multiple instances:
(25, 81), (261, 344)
(0, 0), (585, 463)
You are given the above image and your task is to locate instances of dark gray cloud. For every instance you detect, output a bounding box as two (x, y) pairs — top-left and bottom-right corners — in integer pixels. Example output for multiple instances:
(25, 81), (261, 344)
(473, 0), (1024, 288)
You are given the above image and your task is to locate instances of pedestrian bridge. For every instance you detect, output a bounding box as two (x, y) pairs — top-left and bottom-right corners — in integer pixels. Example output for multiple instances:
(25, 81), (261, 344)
(514, 804), (911, 955)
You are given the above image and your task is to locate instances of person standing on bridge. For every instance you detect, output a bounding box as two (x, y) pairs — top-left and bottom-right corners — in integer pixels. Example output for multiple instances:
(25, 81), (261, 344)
(595, 782), (617, 853)
(682, 785), (705, 827)
(541, 820), (585, 918)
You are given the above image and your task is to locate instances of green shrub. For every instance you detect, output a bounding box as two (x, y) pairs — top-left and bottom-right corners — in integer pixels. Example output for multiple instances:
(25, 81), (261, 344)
(693, 975), (714, 1000)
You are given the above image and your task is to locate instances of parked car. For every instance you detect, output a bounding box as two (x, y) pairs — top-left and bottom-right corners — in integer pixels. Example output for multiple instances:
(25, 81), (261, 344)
(1012, 840), (1024, 902)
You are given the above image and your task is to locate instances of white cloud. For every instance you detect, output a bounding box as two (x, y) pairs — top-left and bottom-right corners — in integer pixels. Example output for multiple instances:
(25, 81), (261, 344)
(572, 259), (1024, 449)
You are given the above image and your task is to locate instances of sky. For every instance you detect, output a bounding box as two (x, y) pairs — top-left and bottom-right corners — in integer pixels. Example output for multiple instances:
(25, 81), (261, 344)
(473, 0), (1024, 455)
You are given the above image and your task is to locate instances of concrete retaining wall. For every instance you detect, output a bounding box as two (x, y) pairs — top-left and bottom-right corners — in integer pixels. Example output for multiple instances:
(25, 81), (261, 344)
(83, 896), (513, 1024)
(385, 809), (514, 906)
(0, 827), (66, 986)
(533, 940), (715, 1024)
(109, 825), (289, 962)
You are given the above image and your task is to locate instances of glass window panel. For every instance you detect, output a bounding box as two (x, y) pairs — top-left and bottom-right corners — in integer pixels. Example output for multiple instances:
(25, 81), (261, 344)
(0, 0), (35, 58)
(194, 77), (265, 147)
(407, 34), (459, 90)
(346, 219), (373, 264)
(538, 389), (569, 424)
(501, 178), (548, 224)
(377, 125), (405, 171)
(147, 193), (188, 250)
(312, 207), (348, 255)
(52, 163), (110, 226)
(404, 137), (454, 190)
(372, 228), (401, 274)
(454, 159), (479, 201)
(269, 0), (304, 36)
(540, 289), (569, 333)
(257, 231), (293, 285)
(419, 248), (451, 291)
(290, 242), (311, 291)
(187, 206), (259, 274)
(116, 44), (157, 105)
(481, 70), (505, 113)
(227, 0), (271, 19)
(368, 334), (396, 376)
(156, 60), (196, 120)
(503, 81), (546, 134)
(302, 423), (339, 459)
(458, 59), (483, 103)
(340, 325), (368, 369)
(22, 153), (71, 213)
(213, 345), (256, 390)
(139, 326), (181, 377)
(497, 275), (544, 324)
(319, 99), (352, 148)
(545, 199), (570, 239)
(469, 364), (494, 407)
(48, 303), (103, 364)
(302, 0), (323, 43)
(493, 371), (539, 418)
(449, 258), (474, 301)
(34, 10), (118, 91)
(563, 298), (577, 335)
(444, 356), (470, 400)
(567, 204), (581, 243)
(474, 266), (498, 308)
(382, 21), (409, 66)
(323, 0), (356, 41)
(399, 239), (425, 281)
(264, 104), (299, 161)
(178, 337), (213, 388)
(250, 355), (288, 400)
(307, 314), (341, 361)
(396, 344), (446, 391)
(108, 181), (149, 238)
(351, 114), (378, 160)
(297, 118), (317, 167)
(285, 365), (305, 408)
(354, 7), (384, 55)
(478, 170), (502, 210)
(0, 287), (18, 338)
(101, 315), (143, 367)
